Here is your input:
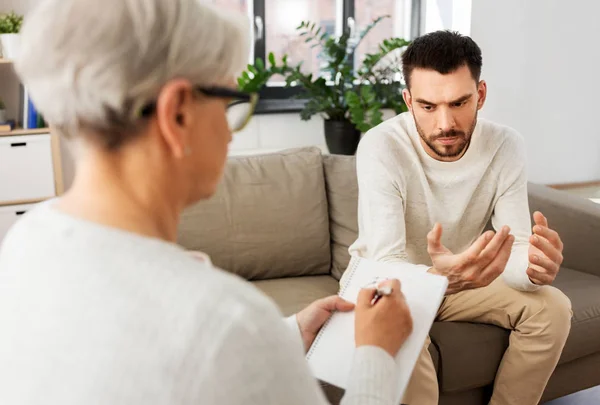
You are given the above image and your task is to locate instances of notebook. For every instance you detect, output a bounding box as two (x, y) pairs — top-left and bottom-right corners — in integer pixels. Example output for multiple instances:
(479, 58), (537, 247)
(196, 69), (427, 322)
(306, 257), (448, 403)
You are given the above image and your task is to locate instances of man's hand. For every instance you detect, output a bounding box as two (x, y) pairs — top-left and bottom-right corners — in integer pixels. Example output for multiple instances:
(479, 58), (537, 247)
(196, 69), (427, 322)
(296, 296), (355, 352)
(527, 211), (564, 285)
(427, 223), (515, 295)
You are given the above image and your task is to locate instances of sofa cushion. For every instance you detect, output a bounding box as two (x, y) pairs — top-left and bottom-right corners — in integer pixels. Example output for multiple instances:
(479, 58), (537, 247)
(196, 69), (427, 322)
(553, 267), (600, 364)
(528, 183), (600, 277)
(323, 155), (358, 280)
(429, 267), (600, 393)
(178, 147), (331, 280)
(252, 275), (340, 316)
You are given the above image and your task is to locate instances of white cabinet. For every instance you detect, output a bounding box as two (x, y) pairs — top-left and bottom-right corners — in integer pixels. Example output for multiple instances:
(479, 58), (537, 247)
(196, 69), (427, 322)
(0, 203), (36, 244)
(0, 134), (56, 203)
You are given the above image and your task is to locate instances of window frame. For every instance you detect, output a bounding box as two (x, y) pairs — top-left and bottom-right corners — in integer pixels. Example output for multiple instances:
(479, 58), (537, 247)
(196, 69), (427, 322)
(251, 0), (422, 114)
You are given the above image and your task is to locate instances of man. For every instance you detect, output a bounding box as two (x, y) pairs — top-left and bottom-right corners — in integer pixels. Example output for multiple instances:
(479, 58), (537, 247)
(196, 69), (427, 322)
(349, 30), (572, 405)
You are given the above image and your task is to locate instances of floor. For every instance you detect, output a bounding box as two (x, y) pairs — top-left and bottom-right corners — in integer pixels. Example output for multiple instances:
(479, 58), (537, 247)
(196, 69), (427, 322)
(544, 184), (600, 404)
(545, 387), (600, 404)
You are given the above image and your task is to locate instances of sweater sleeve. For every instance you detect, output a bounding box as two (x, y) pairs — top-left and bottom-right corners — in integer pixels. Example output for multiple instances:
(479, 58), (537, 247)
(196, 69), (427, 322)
(352, 134), (430, 272)
(201, 299), (399, 405)
(492, 133), (539, 292)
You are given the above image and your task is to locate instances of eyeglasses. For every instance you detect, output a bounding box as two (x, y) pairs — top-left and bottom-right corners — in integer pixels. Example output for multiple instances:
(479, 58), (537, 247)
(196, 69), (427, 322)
(139, 86), (259, 133)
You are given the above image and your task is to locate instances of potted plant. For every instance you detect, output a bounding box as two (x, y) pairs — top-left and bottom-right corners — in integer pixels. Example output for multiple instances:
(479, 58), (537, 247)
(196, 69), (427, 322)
(238, 16), (410, 155)
(0, 11), (24, 60)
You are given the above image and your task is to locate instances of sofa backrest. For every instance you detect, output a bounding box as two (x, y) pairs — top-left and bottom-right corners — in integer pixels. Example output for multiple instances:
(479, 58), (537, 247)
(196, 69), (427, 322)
(323, 154), (359, 280)
(177, 147), (331, 280)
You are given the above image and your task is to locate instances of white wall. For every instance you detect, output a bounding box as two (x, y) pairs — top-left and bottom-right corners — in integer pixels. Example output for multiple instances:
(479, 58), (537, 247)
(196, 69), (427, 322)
(230, 114), (326, 153)
(471, 0), (600, 184)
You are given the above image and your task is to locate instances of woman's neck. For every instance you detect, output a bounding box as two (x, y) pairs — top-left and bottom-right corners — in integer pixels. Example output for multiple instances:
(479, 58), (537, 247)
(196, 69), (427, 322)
(56, 148), (183, 242)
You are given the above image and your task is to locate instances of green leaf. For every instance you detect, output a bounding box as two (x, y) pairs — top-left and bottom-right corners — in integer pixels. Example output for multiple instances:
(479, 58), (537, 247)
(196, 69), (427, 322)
(357, 123), (370, 133)
(255, 57), (264, 70)
(268, 52), (276, 67)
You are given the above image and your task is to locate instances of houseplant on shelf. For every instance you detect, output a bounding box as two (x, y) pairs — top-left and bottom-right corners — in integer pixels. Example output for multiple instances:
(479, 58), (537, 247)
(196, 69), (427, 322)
(238, 16), (410, 155)
(0, 11), (23, 60)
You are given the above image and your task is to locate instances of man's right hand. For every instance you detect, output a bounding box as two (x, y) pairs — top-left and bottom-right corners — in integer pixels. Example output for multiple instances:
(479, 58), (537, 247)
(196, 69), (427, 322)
(427, 223), (515, 295)
(355, 279), (413, 358)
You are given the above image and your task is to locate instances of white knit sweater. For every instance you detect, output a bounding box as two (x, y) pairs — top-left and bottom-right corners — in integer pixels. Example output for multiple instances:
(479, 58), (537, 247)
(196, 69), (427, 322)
(349, 112), (538, 292)
(0, 203), (398, 405)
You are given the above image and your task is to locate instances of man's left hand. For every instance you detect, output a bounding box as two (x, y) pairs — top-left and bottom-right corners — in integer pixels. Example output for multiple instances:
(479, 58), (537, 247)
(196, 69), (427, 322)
(527, 211), (564, 285)
(296, 296), (355, 352)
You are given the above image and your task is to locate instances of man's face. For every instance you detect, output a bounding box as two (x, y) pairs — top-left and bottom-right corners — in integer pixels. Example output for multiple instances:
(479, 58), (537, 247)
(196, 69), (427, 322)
(402, 64), (487, 162)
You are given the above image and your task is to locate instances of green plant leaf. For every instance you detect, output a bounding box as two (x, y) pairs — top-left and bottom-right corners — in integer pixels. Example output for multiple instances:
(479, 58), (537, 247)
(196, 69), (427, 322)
(268, 52), (276, 67)
(255, 57), (264, 70)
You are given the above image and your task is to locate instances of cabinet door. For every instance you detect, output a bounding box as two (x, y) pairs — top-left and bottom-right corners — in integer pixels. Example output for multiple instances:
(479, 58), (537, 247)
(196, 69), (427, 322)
(0, 203), (36, 244)
(0, 134), (55, 203)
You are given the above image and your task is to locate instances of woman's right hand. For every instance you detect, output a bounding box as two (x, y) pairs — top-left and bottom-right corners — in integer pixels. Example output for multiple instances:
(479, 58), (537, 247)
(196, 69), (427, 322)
(354, 279), (413, 357)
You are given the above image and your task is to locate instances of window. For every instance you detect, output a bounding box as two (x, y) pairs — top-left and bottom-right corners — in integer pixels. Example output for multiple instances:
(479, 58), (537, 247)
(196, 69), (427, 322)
(265, 0), (337, 85)
(423, 0), (472, 35)
(211, 0), (426, 110)
(354, 0), (412, 69)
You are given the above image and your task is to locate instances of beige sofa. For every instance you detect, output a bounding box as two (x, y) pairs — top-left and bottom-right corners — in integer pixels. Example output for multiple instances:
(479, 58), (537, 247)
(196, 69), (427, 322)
(177, 147), (600, 405)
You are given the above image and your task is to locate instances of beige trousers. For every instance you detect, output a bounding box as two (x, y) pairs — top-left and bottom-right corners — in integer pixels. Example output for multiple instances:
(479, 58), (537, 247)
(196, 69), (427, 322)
(403, 277), (572, 405)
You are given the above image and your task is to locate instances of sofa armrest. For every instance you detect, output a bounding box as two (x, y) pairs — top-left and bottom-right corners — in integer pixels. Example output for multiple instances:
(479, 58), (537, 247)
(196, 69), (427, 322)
(528, 183), (600, 277)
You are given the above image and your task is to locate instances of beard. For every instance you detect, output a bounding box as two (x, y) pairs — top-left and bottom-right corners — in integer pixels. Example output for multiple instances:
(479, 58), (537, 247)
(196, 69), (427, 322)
(415, 113), (477, 159)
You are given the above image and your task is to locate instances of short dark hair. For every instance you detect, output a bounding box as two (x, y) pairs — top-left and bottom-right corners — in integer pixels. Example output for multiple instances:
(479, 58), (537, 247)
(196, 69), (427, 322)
(401, 30), (482, 89)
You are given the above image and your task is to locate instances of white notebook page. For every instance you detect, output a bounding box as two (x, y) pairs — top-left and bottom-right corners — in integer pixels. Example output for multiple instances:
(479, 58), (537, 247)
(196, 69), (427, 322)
(306, 257), (448, 404)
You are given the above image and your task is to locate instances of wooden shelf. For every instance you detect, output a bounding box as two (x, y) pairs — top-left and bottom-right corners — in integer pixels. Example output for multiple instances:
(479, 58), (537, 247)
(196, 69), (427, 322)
(0, 59), (13, 64)
(0, 197), (51, 208)
(0, 128), (50, 137)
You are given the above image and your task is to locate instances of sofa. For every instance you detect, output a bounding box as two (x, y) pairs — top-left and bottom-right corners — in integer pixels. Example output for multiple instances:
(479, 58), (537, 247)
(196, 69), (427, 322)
(177, 147), (600, 405)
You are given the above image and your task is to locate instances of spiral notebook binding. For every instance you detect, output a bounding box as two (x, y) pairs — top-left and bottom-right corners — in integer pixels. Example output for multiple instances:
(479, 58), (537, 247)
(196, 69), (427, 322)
(306, 256), (362, 359)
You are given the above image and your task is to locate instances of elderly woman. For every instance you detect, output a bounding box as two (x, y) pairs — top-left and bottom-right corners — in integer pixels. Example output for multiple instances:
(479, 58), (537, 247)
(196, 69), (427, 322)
(0, 1), (412, 404)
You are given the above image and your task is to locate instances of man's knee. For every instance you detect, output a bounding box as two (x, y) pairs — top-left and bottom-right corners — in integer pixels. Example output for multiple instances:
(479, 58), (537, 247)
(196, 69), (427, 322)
(528, 286), (572, 343)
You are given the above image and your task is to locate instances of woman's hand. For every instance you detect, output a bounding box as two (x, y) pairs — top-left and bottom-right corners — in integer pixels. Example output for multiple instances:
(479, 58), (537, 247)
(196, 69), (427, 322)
(295, 296), (355, 352)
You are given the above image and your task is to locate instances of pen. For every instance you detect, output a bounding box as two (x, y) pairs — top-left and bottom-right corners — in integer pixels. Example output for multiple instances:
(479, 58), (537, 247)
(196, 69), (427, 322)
(371, 285), (393, 305)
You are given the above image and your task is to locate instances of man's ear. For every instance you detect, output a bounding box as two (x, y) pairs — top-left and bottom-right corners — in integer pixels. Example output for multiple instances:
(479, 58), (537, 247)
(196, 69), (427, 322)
(402, 88), (413, 112)
(155, 79), (195, 159)
(477, 80), (487, 110)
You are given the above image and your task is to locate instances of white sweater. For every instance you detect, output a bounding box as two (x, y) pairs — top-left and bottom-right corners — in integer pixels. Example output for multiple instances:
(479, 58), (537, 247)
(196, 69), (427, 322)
(349, 112), (538, 292)
(0, 203), (398, 405)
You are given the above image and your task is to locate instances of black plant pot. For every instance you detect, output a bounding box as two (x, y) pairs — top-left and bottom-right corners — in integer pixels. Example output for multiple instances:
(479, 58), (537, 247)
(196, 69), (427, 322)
(323, 119), (361, 155)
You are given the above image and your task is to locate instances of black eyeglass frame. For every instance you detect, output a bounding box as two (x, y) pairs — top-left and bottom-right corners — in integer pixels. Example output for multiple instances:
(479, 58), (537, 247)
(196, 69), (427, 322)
(139, 86), (259, 132)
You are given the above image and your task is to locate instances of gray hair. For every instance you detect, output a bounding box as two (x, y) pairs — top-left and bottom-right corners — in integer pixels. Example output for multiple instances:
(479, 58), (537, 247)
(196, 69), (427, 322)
(16, 0), (250, 148)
